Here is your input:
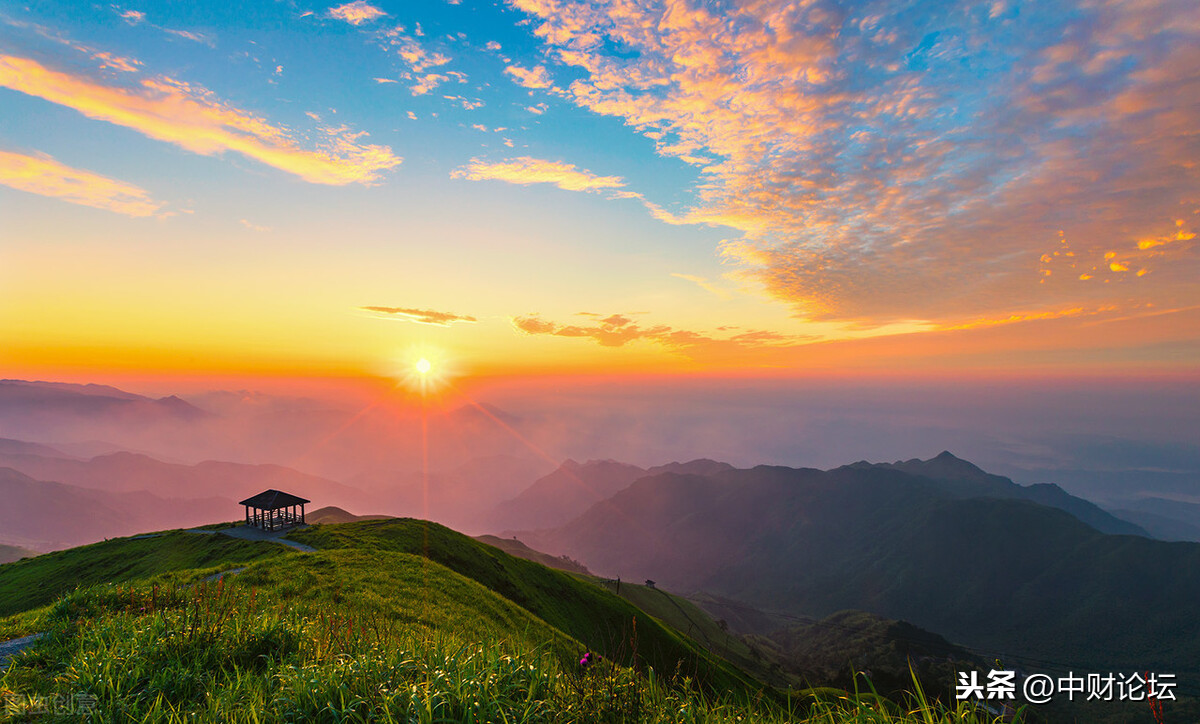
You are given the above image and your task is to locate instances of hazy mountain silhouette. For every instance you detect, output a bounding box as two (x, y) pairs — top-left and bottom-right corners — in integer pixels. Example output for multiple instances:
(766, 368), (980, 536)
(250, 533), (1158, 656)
(1106, 496), (1200, 542)
(0, 437), (77, 458)
(488, 459), (648, 530)
(0, 543), (37, 564)
(347, 454), (551, 533)
(521, 455), (1200, 672)
(0, 380), (207, 420)
(0, 449), (367, 508)
(304, 505), (393, 524)
(850, 451), (1148, 536)
(0, 467), (230, 550)
(646, 458), (737, 477)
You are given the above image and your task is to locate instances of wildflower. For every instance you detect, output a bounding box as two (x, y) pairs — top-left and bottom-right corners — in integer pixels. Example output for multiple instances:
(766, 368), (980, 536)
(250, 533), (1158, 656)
(580, 652), (593, 668)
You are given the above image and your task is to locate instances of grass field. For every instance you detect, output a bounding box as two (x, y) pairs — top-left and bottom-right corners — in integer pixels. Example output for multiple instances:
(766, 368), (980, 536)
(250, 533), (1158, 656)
(0, 519), (1020, 723)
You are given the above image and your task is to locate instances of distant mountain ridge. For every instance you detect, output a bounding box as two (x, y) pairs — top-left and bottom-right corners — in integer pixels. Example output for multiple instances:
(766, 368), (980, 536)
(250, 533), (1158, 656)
(848, 451), (1148, 536)
(519, 453), (1200, 673)
(0, 449), (364, 505)
(0, 467), (231, 550)
(0, 379), (208, 419)
(489, 459), (648, 530)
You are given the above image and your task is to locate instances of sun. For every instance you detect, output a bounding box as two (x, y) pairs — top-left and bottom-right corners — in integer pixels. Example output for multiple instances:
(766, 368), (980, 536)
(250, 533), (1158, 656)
(386, 348), (455, 398)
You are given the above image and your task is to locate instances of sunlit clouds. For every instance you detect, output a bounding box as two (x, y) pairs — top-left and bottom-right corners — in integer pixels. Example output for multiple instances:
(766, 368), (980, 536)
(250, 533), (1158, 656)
(507, 0), (1200, 327)
(1, 0), (1196, 379)
(327, 1), (387, 26)
(363, 307), (478, 326)
(504, 65), (553, 89)
(513, 312), (810, 364)
(0, 149), (163, 217)
(452, 157), (625, 193)
(0, 54), (401, 185)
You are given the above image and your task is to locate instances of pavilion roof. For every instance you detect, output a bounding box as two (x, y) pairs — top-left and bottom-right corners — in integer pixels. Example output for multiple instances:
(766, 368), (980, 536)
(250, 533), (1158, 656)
(238, 489), (310, 510)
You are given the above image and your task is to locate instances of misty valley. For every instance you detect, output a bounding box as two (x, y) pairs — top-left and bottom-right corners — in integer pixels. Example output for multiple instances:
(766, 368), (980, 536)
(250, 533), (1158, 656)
(2, 378), (1198, 723)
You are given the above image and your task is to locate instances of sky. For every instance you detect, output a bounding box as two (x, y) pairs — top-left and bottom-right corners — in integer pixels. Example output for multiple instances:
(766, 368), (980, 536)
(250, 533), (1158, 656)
(1, 0), (1198, 384)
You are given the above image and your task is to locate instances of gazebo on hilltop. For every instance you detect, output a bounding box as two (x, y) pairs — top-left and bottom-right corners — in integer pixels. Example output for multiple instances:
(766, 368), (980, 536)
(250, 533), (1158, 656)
(240, 489), (309, 531)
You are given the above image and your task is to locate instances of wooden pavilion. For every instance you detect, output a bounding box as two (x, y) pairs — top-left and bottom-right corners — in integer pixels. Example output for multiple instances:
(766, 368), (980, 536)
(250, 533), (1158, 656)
(239, 489), (309, 531)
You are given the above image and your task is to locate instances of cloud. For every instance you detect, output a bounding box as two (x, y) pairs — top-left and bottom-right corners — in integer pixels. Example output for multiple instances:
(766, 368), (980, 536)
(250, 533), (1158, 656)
(452, 156), (624, 193)
(116, 9), (145, 25)
(512, 312), (809, 361)
(410, 73), (447, 95)
(327, 1), (386, 25)
(383, 27), (451, 73)
(362, 306), (478, 326)
(671, 273), (732, 300)
(0, 54), (401, 185)
(508, 0), (1200, 327)
(163, 29), (208, 43)
(443, 95), (483, 110)
(0, 149), (163, 217)
(504, 64), (553, 89)
(93, 51), (141, 73)
(239, 219), (271, 232)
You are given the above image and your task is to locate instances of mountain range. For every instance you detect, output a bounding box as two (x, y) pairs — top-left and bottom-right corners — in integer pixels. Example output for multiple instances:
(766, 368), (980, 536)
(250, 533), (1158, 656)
(518, 453), (1200, 675)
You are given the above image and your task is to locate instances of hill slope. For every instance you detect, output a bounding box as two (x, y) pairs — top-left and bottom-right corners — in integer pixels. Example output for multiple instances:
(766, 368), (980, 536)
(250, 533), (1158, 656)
(0, 517), (835, 723)
(288, 518), (761, 692)
(0, 530), (285, 617)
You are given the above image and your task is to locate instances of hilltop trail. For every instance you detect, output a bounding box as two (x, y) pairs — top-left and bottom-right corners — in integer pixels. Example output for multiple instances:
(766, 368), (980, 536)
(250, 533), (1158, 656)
(186, 525), (316, 552)
(0, 633), (43, 671)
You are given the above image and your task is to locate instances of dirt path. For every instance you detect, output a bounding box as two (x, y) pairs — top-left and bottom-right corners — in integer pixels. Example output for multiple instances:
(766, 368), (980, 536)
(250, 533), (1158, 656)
(0, 633), (43, 671)
(206, 524), (316, 552)
(201, 567), (247, 583)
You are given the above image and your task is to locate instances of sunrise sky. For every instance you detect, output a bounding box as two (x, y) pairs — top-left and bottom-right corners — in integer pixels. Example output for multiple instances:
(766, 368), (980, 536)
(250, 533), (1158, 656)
(2, 0), (1197, 383)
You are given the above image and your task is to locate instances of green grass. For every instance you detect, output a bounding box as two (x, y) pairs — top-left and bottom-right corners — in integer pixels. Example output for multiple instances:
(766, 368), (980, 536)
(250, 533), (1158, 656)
(223, 549), (580, 656)
(289, 519), (763, 695)
(0, 519), (1023, 722)
(0, 530), (284, 618)
(0, 575), (1015, 723)
(590, 577), (797, 689)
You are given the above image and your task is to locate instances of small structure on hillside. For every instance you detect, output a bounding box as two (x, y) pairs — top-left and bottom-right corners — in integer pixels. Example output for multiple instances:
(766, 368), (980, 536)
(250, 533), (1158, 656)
(239, 489), (309, 531)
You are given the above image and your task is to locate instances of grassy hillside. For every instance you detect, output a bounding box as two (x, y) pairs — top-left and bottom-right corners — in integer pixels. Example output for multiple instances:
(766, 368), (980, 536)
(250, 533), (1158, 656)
(0, 530), (284, 618)
(474, 534), (591, 574)
(288, 518), (761, 694)
(593, 577), (799, 690)
(0, 525), (1016, 723)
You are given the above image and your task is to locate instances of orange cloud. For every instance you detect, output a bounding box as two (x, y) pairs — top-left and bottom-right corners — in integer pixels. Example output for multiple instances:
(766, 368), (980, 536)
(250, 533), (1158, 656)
(383, 28), (451, 73)
(411, 74), (447, 95)
(362, 306), (478, 326)
(327, 1), (386, 25)
(508, 0), (1200, 328)
(452, 157), (625, 192)
(512, 312), (809, 363)
(0, 149), (163, 217)
(504, 64), (553, 89)
(0, 55), (401, 185)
